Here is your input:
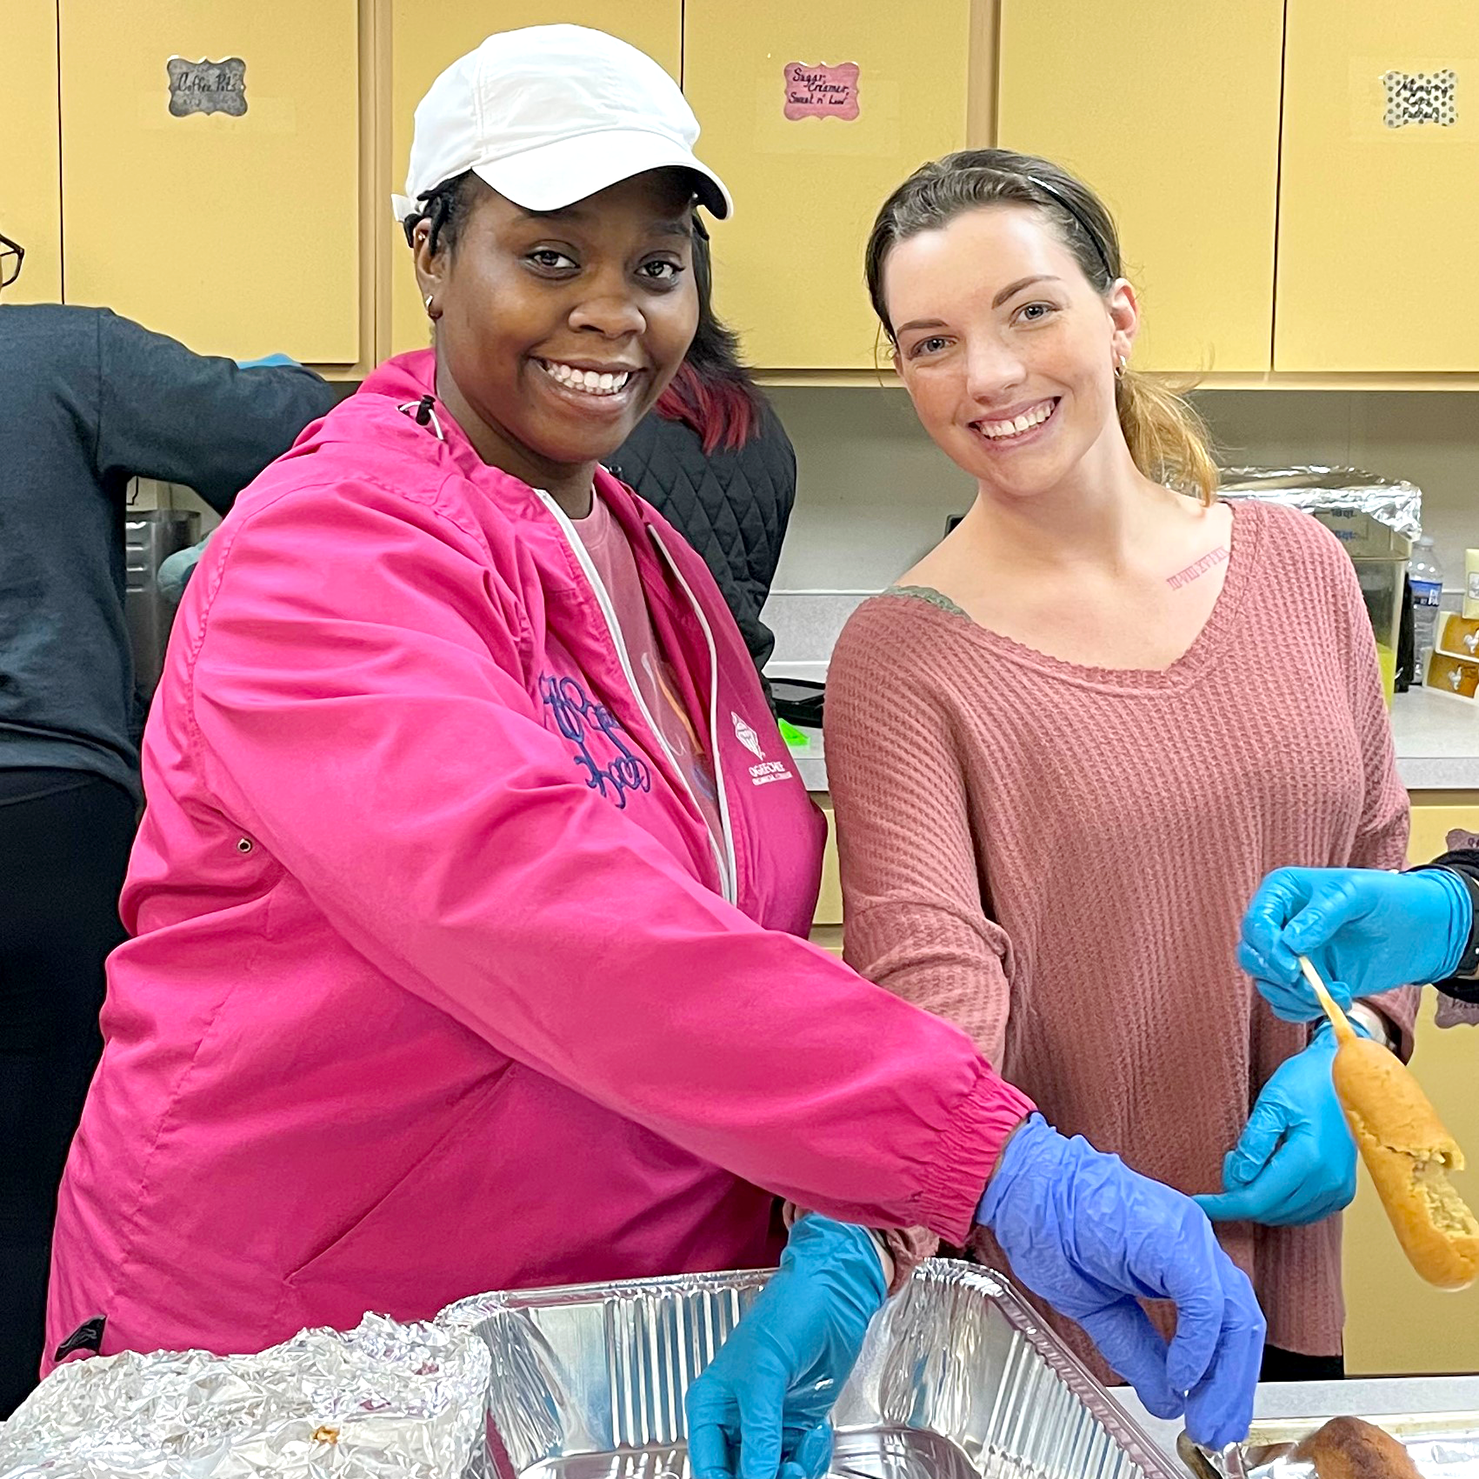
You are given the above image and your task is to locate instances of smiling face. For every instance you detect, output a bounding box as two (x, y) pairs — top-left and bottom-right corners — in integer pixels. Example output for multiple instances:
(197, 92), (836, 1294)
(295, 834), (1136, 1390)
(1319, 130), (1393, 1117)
(414, 171), (699, 497)
(880, 204), (1138, 501)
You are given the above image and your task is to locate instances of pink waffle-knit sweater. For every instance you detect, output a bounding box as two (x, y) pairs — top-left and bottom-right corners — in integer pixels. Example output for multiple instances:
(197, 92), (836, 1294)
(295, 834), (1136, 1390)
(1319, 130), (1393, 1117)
(825, 499), (1414, 1377)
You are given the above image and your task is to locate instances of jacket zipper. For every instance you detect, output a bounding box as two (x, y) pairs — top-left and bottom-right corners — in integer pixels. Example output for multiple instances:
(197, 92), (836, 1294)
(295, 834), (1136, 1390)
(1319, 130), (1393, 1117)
(533, 489), (735, 905)
(647, 524), (740, 914)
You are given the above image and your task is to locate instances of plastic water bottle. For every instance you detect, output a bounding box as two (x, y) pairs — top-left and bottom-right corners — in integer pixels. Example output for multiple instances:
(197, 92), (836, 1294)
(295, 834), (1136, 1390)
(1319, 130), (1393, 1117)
(1411, 536), (1445, 674)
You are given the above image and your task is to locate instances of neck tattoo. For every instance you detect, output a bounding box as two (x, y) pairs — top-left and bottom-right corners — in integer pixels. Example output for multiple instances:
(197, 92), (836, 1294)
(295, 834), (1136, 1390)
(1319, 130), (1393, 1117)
(1167, 545), (1229, 590)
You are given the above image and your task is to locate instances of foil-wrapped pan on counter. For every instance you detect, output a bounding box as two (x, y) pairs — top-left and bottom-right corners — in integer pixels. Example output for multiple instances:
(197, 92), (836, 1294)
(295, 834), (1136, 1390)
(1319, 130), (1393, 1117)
(1180, 1412), (1479, 1479)
(1217, 467), (1422, 544)
(0, 1312), (491, 1479)
(439, 1258), (1180, 1479)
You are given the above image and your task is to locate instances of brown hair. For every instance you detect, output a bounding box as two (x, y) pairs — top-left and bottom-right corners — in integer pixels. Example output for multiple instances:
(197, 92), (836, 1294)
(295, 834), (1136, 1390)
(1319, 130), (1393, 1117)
(864, 149), (1218, 504)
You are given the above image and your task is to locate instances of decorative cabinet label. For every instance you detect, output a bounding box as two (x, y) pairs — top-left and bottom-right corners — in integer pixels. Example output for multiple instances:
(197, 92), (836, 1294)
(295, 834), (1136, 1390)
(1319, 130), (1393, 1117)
(783, 61), (860, 121)
(167, 56), (247, 117)
(1382, 68), (1456, 128)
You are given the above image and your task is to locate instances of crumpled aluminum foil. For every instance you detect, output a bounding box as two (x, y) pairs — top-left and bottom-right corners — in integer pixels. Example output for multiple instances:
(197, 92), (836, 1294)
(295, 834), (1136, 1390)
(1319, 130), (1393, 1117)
(0, 1313), (491, 1479)
(1218, 466), (1423, 542)
(1242, 1432), (1479, 1479)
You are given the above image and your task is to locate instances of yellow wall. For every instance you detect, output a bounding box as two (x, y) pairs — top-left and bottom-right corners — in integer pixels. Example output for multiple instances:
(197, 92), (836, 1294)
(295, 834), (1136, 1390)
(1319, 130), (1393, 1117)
(1, 1), (63, 303)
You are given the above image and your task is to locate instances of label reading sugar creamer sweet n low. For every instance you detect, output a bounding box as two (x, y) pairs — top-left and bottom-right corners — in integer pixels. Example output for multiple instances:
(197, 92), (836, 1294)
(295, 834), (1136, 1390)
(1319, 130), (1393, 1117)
(783, 62), (860, 121)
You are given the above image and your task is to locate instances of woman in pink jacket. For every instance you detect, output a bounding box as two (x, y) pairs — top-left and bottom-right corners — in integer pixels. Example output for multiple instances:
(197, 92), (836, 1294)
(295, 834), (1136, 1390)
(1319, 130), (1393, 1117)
(46, 25), (1260, 1466)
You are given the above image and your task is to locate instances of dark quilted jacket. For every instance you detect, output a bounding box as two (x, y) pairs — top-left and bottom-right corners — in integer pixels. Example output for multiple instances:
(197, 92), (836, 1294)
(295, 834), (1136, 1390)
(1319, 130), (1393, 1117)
(606, 401), (797, 683)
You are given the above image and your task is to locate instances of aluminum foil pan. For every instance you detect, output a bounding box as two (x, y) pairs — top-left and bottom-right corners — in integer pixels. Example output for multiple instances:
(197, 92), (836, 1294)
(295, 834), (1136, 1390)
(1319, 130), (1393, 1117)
(1179, 1411), (1479, 1479)
(1217, 467), (1422, 543)
(0, 1313), (491, 1479)
(438, 1258), (1180, 1479)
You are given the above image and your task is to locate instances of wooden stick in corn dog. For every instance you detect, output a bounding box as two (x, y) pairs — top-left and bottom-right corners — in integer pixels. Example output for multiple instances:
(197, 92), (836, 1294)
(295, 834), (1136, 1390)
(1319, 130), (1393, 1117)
(1297, 955), (1479, 1289)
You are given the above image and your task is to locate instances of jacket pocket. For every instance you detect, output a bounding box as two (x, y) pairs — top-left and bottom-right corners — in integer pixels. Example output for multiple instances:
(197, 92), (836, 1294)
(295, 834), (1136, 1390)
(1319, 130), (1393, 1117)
(279, 1064), (515, 1328)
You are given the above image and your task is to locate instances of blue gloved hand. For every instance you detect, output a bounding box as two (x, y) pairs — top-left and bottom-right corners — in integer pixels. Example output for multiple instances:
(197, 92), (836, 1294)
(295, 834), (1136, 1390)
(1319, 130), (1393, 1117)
(1240, 866), (1470, 1021)
(236, 353), (301, 368)
(158, 531), (214, 606)
(1194, 1024), (1357, 1227)
(978, 1115), (1263, 1449)
(686, 1215), (886, 1479)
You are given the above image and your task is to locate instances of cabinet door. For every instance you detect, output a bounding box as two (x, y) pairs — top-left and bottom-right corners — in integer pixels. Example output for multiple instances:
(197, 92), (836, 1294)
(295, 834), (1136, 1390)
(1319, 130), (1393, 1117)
(387, 2), (680, 358)
(1, 1), (62, 303)
(997, 1), (1282, 374)
(685, 0), (971, 371)
(1278, 2), (1479, 371)
(59, 0), (359, 363)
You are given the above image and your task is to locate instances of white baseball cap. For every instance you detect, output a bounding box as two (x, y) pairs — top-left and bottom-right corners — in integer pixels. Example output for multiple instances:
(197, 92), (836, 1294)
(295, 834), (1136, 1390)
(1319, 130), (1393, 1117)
(391, 25), (732, 230)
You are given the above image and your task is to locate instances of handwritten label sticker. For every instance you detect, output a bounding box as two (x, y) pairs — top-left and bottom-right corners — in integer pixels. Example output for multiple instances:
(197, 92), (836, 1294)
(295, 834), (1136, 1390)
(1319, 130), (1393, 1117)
(166, 56), (247, 117)
(784, 62), (860, 121)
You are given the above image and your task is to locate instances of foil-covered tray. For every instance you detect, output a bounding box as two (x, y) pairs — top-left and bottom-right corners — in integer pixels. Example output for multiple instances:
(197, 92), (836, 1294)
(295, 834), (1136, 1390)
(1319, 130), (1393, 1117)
(0, 1313), (491, 1479)
(1178, 1412), (1479, 1479)
(1217, 466), (1422, 543)
(438, 1258), (1181, 1479)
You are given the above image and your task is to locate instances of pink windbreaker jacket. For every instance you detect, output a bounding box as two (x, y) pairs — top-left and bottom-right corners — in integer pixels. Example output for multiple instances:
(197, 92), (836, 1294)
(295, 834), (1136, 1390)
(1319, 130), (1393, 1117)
(46, 351), (1033, 1367)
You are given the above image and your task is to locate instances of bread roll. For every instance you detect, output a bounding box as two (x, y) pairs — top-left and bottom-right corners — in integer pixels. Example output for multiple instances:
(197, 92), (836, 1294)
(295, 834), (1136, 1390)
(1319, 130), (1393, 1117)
(1292, 1417), (1421, 1479)
(1333, 1031), (1479, 1291)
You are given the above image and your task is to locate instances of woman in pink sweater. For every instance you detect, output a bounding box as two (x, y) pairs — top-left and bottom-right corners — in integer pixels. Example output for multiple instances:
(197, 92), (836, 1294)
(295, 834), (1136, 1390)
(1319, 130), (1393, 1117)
(825, 149), (1414, 1386)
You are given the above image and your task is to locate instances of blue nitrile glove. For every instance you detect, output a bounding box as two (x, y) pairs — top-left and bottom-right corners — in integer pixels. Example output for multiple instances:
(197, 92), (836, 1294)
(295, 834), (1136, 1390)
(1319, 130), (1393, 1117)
(1240, 866), (1471, 1021)
(686, 1215), (886, 1479)
(236, 353), (301, 368)
(1194, 1023), (1358, 1227)
(157, 531), (214, 606)
(978, 1115), (1263, 1450)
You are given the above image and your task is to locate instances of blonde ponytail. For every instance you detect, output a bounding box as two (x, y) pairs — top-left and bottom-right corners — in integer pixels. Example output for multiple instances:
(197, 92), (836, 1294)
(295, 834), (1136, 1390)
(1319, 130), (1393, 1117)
(1115, 369), (1218, 506)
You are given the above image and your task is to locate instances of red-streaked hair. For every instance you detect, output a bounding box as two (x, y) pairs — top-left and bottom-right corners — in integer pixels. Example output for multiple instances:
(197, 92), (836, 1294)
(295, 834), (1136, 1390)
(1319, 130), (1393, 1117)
(652, 213), (764, 455)
(655, 362), (759, 455)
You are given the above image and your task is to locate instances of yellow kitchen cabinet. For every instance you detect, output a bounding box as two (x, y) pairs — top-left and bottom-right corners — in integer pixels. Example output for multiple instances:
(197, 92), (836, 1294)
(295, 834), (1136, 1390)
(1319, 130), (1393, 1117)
(814, 795), (843, 926)
(809, 924), (844, 959)
(1278, 2), (1479, 372)
(1408, 792), (1479, 861)
(1344, 790), (1479, 1374)
(996, 0), (1283, 375)
(386, 2), (680, 358)
(2, 1), (62, 304)
(684, 0), (974, 371)
(59, 0), (359, 363)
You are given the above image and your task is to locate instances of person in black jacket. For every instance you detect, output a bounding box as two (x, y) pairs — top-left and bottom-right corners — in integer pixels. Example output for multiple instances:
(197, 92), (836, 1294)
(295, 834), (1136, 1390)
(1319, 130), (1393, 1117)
(1240, 855), (1479, 1020)
(0, 252), (341, 1414)
(604, 217), (796, 685)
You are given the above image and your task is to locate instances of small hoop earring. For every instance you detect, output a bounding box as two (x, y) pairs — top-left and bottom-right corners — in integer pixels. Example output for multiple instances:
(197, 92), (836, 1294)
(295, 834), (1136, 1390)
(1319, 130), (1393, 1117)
(424, 293), (435, 313)
(1114, 354), (1127, 379)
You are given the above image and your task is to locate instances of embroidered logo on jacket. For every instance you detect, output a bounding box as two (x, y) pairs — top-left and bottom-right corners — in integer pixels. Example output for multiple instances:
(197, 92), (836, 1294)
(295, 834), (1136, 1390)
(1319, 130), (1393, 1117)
(732, 711), (765, 760)
(731, 710), (796, 788)
(540, 674), (652, 809)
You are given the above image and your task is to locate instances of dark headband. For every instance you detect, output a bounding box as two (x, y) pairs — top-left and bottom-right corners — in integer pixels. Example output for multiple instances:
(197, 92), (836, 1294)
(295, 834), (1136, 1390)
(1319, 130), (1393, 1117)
(1026, 176), (1116, 282)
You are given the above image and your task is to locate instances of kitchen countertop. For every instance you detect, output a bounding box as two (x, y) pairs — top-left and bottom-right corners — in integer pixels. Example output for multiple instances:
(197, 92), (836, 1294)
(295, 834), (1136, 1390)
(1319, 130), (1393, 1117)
(1392, 686), (1479, 790)
(1110, 1375), (1479, 1474)
(777, 679), (1479, 794)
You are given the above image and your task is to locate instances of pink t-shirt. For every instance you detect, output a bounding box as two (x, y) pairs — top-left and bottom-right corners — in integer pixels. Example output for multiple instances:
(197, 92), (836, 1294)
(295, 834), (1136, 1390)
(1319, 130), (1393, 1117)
(573, 493), (726, 855)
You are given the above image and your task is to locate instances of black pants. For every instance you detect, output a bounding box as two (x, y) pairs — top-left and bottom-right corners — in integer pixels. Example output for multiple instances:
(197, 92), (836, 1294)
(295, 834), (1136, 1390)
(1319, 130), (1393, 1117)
(1262, 1344), (1344, 1382)
(0, 771), (135, 1418)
